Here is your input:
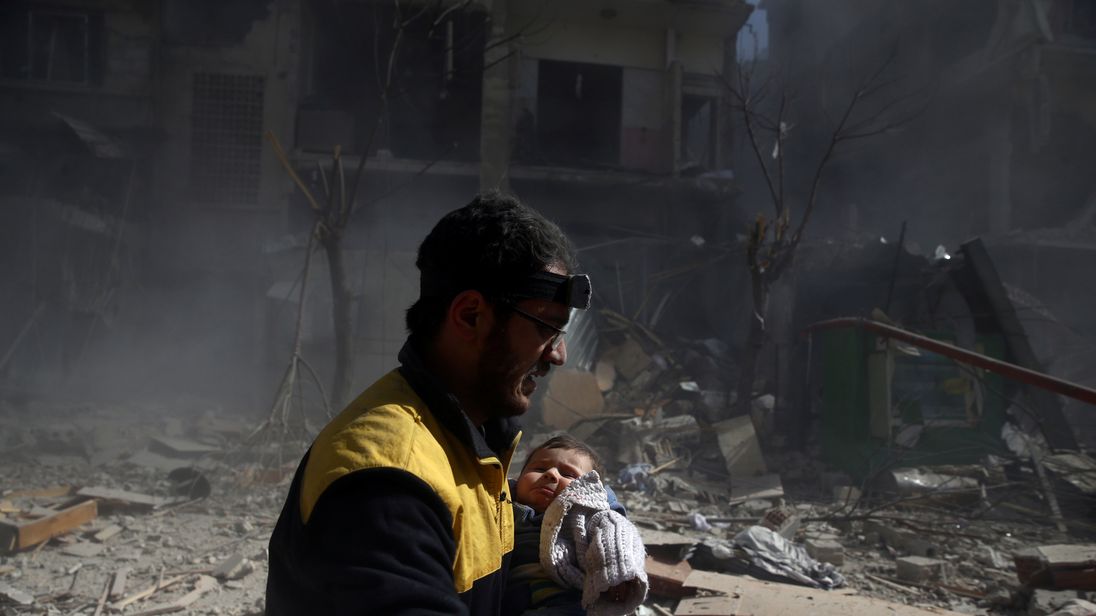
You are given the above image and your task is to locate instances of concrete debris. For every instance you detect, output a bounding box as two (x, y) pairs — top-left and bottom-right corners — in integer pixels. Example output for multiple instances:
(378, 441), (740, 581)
(683, 570), (969, 615)
(1045, 598), (1096, 616)
(645, 555), (695, 599)
(1015, 544), (1096, 590)
(212, 553), (255, 581)
(540, 368), (606, 430)
(60, 541), (105, 558)
(1028, 589), (1085, 616)
(895, 556), (949, 584)
(759, 506), (801, 540)
(713, 415), (767, 477)
(76, 486), (167, 511)
(0, 582), (35, 605)
(805, 538), (845, 566)
(93, 523), (125, 543)
(148, 436), (222, 459)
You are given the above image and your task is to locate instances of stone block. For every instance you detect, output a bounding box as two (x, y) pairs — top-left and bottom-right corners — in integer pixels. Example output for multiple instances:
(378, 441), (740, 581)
(896, 556), (948, 584)
(805, 538), (845, 566)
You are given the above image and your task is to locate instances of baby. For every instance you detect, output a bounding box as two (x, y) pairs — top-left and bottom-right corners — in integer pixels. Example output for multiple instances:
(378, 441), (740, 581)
(505, 435), (647, 616)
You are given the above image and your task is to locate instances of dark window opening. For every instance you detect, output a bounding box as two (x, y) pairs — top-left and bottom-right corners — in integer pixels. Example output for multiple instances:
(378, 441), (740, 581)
(681, 95), (717, 171)
(301, 3), (487, 161)
(161, 0), (272, 46)
(1068, 0), (1096, 37)
(0, 6), (103, 84)
(190, 73), (265, 205)
(536, 60), (622, 167)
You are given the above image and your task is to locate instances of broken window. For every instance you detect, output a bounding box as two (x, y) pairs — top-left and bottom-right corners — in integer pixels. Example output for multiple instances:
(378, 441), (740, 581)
(680, 95), (717, 171)
(537, 60), (623, 167)
(189, 73), (265, 206)
(302, 3), (487, 160)
(0, 6), (103, 84)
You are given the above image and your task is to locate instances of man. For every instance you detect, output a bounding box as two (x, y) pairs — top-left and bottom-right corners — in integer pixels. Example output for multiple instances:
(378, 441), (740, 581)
(266, 192), (591, 615)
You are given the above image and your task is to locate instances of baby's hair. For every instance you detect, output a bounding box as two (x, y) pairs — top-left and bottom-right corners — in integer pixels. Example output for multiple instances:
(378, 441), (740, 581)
(521, 433), (605, 476)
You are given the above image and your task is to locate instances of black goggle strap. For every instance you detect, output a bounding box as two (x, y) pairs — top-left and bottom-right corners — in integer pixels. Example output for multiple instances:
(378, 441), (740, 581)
(419, 271), (592, 310)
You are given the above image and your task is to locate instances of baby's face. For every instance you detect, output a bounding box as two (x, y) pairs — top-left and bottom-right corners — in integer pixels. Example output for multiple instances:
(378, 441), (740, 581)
(514, 447), (595, 513)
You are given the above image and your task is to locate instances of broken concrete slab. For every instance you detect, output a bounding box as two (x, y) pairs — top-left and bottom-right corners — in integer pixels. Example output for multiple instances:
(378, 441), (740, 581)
(540, 368), (605, 430)
(611, 336), (652, 381)
(638, 527), (699, 547)
(76, 486), (166, 511)
(1014, 544), (1096, 590)
(683, 570), (968, 615)
(61, 541), (105, 558)
(714, 415), (767, 477)
(110, 566), (130, 600)
(93, 524), (124, 543)
(728, 473), (783, 507)
(674, 596), (737, 615)
(0, 582), (34, 605)
(148, 436), (221, 459)
(1044, 598), (1096, 616)
(1028, 589), (1083, 616)
(212, 553), (254, 580)
(896, 556), (948, 584)
(645, 555), (695, 599)
(805, 538), (845, 566)
(863, 520), (939, 558)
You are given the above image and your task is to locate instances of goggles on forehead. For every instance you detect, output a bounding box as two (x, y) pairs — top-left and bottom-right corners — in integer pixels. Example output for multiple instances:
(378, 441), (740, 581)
(499, 272), (592, 310)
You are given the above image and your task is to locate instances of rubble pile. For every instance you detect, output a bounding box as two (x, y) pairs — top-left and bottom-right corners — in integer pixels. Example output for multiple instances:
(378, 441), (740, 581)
(519, 313), (1096, 616)
(2, 308), (1095, 615)
(0, 400), (287, 616)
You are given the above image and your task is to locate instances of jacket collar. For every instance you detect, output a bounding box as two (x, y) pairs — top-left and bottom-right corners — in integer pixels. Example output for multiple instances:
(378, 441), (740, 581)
(397, 338), (521, 462)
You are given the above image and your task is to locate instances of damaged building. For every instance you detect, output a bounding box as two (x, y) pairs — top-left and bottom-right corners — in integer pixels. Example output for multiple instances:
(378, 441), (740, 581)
(1, 0), (1096, 615)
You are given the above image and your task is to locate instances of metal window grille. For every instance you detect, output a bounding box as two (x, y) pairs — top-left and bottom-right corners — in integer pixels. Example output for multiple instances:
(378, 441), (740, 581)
(190, 73), (265, 205)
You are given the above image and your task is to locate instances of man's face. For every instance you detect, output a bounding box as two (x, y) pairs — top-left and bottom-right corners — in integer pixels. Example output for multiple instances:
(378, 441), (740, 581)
(473, 268), (571, 420)
(514, 447), (595, 513)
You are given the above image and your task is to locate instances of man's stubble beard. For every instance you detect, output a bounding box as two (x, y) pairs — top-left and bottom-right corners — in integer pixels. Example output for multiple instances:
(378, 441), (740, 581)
(473, 320), (542, 420)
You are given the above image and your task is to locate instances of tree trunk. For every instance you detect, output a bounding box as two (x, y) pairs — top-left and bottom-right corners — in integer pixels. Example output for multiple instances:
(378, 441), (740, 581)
(734, 271), (769, 417)
(323, 236), (354, 409)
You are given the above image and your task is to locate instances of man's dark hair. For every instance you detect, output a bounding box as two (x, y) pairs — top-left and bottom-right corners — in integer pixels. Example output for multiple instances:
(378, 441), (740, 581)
(406, 191), (577, 341)
(520, 433), (605, 476)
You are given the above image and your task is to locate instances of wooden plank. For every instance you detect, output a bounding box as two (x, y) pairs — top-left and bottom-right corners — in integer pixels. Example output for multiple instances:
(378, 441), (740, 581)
(76, 487), (165, 510)
(0, 499), (97, 553)
(4, 485), (73, 500)
(683, 570), (968, 615)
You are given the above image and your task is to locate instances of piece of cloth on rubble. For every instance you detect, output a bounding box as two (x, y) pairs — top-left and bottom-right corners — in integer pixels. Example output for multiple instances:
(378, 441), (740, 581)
(539, 471), (649, 616)
(732, 525), (846, 589)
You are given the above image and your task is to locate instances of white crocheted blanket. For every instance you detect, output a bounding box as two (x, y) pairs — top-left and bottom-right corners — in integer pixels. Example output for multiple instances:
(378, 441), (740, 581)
(539, 471), (649, 616)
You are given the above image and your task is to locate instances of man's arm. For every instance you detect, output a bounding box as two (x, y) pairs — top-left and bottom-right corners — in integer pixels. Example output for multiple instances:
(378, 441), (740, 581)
(304, 468), (467, 615)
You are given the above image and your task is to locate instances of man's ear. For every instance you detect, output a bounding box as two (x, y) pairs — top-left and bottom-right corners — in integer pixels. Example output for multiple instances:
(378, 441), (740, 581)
(447, 290), (493, 343)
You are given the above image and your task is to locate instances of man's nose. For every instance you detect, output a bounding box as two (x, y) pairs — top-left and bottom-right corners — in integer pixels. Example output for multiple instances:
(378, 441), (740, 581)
(544, 337), (567, 365)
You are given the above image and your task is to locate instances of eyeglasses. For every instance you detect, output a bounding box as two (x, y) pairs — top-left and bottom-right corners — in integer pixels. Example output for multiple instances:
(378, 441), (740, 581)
(503, 302), (569, 352)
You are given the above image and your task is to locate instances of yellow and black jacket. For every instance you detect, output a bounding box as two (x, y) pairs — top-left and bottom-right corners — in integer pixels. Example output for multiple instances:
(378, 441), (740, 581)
(266, 341), (521, 615)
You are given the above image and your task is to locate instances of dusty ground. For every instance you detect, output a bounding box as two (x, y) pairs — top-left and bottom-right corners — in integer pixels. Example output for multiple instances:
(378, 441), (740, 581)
(1, 401), (1093, 615)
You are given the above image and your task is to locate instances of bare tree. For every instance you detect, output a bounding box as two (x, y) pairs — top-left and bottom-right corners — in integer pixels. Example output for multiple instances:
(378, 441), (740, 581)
(723, 51), (929, 417)
(252, 0), (549, 450)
